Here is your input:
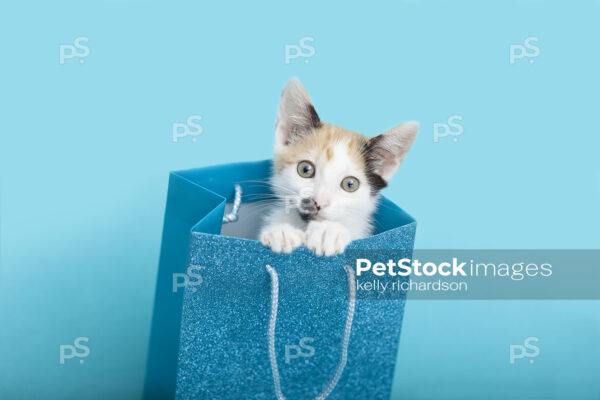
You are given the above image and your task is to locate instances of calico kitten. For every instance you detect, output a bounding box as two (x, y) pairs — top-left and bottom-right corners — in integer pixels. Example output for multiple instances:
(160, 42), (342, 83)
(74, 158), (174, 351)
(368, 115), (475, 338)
(259, 78), (418, 256)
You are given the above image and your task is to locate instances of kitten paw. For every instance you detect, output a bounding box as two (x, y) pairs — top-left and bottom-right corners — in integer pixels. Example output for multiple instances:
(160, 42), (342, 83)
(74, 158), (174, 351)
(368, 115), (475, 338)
(260, 224), (305, 253)
(305, 221), (351, 256)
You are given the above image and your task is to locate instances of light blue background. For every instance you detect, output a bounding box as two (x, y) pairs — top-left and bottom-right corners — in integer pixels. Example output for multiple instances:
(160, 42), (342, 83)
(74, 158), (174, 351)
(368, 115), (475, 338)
(1, 1), (599, 399)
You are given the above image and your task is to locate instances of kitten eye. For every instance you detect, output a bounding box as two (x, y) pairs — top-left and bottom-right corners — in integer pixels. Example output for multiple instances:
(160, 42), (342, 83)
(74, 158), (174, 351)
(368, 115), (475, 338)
(341, 176), (360, 192)
(297, 161), (315, 178)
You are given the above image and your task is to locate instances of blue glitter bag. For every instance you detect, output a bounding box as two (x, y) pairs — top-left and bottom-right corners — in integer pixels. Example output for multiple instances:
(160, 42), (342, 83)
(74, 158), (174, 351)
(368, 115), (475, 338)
(144, 160), (416, 400)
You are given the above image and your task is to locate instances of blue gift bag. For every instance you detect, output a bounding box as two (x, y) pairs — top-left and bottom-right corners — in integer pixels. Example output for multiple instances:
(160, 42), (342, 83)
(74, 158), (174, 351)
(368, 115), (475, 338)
(144, 160), (416, 400)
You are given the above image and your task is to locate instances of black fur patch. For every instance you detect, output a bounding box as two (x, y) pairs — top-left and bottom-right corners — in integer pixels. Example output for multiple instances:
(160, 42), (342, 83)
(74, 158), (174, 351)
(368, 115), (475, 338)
(307, 104), (321, 129)
(365, 171), (387, 194)
(362, 135), (388, 195)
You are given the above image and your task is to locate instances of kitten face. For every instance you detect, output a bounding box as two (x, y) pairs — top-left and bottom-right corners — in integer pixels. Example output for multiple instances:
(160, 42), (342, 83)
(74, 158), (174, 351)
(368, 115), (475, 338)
(273, 124), (376, 224)
(271, 78), (418, 230)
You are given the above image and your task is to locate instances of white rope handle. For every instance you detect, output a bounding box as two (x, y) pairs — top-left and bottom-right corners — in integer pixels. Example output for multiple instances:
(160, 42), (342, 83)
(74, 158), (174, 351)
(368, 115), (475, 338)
(265, 264), (356, 400)
(222, 184), (242, 223)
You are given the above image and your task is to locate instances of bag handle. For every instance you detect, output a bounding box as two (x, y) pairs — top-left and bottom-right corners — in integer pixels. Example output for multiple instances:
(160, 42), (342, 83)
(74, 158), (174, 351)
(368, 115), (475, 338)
(222, 184), (242, 223)
(264, 264), (356, 400)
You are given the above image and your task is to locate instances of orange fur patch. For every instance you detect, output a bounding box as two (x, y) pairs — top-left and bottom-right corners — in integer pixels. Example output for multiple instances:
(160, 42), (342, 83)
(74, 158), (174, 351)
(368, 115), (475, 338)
(326, 147), (333, 160)
(274, 123), (367, 173)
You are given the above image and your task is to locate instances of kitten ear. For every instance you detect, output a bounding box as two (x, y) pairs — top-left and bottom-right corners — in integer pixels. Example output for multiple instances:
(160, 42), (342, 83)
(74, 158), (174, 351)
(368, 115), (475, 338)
(364, 121), (419, 182)
(275, 78), (321, 150)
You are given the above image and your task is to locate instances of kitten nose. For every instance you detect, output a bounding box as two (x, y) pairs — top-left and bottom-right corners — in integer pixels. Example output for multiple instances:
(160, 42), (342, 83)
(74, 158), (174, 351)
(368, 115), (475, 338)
(301, 198), (320, 211)
(299, 198), (320, 222)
